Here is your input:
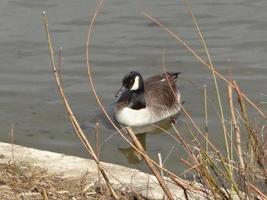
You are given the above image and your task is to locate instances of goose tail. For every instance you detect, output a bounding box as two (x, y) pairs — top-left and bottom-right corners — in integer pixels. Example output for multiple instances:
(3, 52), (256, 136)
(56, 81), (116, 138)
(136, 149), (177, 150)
(165, 72), (181, 80)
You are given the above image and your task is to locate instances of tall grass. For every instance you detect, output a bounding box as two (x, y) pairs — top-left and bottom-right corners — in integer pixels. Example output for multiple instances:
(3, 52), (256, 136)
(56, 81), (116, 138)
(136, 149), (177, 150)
(44, 0), (267, 199)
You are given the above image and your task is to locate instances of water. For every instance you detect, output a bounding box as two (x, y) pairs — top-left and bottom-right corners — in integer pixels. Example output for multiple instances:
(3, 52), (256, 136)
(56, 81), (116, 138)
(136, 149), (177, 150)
(1, 0), (267, 174)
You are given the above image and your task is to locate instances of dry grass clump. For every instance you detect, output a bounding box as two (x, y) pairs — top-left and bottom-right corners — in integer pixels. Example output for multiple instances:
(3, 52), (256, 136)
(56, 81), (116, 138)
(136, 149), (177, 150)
(0, 162), (142, 200)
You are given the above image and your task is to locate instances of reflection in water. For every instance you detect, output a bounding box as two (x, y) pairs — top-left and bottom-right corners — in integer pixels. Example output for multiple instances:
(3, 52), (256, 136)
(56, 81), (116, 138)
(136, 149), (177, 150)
(118, 133), (146, 164)
(118, 115), (179, 164)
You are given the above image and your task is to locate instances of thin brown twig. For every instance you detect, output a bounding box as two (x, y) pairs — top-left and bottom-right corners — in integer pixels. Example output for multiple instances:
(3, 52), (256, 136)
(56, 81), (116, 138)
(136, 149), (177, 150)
(95, 121), (102, 192)
(8, 123), (14, 162)
(248, 183), (267, 200)
(170, 176), (190, 200)
(228, 84), (245, 171)
(234, 81), (258, 164)
(204, 85), (208, 151)
(42, 188), (48, 200)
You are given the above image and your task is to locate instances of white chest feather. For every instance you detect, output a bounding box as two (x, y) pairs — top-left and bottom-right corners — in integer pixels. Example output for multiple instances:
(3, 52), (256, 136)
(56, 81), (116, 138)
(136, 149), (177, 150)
(115, 106), (179, 126)
(115, 107), (151, 126)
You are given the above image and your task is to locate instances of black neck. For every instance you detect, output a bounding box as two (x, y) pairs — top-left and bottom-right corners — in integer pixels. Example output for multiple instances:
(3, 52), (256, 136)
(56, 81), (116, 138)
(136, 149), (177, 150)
(118, 90), (146, 110)
(128, 91), (146, 110)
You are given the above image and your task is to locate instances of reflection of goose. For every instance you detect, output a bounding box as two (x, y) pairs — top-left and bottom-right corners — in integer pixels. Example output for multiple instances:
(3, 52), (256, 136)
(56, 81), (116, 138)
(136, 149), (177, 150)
(118, 115), (179, 164)
(118, 133), (146, 164)
(114, 71), (181, 126)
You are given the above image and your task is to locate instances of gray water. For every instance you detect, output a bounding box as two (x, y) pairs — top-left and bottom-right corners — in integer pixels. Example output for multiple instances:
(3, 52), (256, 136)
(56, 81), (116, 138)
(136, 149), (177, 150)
(1, 0), (267, 174)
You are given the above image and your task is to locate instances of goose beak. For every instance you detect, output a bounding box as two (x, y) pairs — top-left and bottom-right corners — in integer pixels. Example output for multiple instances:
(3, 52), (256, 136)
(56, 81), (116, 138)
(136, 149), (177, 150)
(115, 86), (127, 98)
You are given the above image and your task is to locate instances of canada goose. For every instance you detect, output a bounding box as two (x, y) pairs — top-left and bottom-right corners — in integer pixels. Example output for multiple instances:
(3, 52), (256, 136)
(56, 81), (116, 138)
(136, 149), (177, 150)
(114, 71), (181, 126)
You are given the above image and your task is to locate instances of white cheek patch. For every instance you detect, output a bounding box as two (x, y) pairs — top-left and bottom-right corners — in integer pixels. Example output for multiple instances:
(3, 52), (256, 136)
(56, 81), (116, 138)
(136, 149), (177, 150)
(130, 76), (139, 90)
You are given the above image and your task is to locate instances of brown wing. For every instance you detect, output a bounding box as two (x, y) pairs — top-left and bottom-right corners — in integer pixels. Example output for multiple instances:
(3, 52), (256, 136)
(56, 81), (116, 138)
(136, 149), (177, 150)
(144, 73), (179, 108)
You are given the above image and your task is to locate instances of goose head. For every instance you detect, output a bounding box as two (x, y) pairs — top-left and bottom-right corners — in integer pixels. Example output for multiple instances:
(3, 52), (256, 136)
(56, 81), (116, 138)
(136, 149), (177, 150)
(115, 71), (144, 98)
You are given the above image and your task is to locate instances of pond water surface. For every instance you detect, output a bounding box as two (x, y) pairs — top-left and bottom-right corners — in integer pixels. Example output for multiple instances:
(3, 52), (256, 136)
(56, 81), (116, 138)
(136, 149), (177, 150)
(1, 0), (267, 174)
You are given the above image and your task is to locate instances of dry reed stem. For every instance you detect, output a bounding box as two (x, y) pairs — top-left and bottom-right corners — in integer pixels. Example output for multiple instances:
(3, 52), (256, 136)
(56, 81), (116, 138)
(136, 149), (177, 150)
(228, 84), (245, 172)
(233, 81), (259, 168)
(170, 176), (190, 200)
(95, 122), (100, 159)
(8, 123), (14, 162)
(42, 10), (119, 199)
(228, 82), (247, 198)
(204, 85), (208, 151)
(248, 183), (267, 200)
(180, 159), (205, 176)
(143, 12), (266, 119)
(95, 122), (102, 192)
(57, 47), (63, 85)
(126, 127), (174, 200)
(42, 188), (48, 200)
(234, 82), (252, 135)
(158, 153), (164, 178)
(184, 120), (198, 145)
(235, 81), (267, 186)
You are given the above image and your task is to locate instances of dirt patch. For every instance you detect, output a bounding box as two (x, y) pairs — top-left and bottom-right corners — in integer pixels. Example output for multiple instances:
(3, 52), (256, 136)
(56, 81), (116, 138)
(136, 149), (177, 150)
(0, 162), (144, 200)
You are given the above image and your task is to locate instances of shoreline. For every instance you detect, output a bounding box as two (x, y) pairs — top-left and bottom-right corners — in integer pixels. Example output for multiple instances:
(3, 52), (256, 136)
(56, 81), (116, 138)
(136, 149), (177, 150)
(0, 142), (205, 200)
